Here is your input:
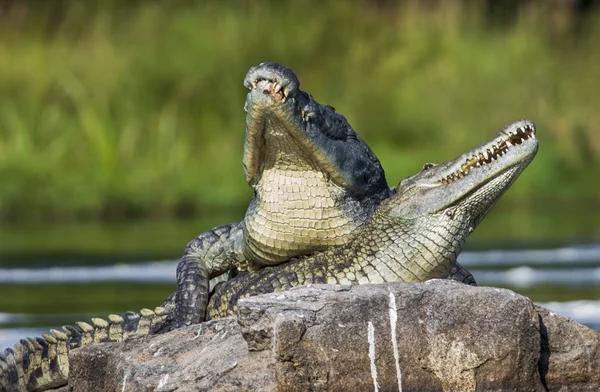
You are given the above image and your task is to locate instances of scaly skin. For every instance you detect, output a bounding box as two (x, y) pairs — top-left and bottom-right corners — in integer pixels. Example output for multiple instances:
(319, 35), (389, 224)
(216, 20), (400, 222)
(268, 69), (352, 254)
(0, 120), (537, 392)
(175, 62), (393, 327)
(207, 120), (539, 318)
(242, 63), (391, 263)
(0, 299), (175, 392)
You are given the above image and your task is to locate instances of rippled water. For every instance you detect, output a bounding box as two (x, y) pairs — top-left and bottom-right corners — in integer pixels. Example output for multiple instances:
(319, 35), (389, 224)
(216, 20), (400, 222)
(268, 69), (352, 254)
(2, 244), (600, 285)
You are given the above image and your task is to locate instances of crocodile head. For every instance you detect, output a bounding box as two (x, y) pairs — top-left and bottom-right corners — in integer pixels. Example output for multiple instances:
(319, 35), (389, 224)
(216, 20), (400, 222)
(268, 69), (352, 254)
(241, 62), (390, 264)
(242, 62), (388, 196)
(384, 119), (538, 236)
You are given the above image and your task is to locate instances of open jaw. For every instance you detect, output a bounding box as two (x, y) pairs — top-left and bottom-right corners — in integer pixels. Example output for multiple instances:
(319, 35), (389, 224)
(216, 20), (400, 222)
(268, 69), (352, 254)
(240, 63), (390, 197)
(246, 76), (295, 104)
(242, 63), (336, 185)
(438, 121), (536, 185)
(390, 119), (539, 219)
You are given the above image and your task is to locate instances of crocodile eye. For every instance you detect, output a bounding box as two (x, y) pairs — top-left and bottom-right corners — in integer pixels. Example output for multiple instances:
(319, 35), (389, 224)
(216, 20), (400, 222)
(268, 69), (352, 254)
(422, 163), (435, 171)
(397, 177), (410, 191)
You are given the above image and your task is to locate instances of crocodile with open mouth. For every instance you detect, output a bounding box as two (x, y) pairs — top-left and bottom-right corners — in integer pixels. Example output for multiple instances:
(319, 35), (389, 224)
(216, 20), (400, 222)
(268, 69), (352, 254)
(0, 119), (538, 391)
(173, 62), (392, 328)
(174, 62), (476, 328)
(208, 120), (538, 318)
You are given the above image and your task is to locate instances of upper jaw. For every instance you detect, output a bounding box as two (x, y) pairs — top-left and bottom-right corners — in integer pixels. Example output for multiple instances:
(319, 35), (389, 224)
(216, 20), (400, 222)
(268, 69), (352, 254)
(243, 63), (315, 122)
(243, 62), (308, 123)
(244, 62), (300, 104)
(387, 119), (538, 218)
(435, 120), (537, 186)
(242, 64), (303, 184)
(242, 63), (334, 184)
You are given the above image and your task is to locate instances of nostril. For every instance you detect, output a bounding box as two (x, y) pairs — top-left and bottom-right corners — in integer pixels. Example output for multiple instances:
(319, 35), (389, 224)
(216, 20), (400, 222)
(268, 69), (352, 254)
(262, 89), (270, 95)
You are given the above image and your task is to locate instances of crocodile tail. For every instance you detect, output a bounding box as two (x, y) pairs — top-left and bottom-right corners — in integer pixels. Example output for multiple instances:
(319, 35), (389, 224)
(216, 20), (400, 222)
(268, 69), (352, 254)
(0, 305), (171, 392)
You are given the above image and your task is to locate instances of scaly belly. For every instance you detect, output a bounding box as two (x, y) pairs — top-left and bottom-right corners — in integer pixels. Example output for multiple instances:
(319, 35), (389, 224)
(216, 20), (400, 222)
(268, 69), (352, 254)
(244, 168), (361, 265)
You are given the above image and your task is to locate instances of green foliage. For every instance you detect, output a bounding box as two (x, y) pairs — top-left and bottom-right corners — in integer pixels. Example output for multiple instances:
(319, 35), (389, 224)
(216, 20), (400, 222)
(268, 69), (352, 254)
(0, 1), (599, 222)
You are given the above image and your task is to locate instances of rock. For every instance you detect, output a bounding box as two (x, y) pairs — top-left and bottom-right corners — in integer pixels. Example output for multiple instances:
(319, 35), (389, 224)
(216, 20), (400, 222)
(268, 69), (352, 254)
(63, 281), (600, 391)
(536, 305), (600, 391)
(66, 317), (276, 392)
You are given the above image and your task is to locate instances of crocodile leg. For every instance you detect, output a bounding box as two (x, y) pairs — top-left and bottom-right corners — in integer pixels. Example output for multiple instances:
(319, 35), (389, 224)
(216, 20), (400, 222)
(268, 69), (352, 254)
(449, 262), (477, 286)
(174, 223), (245, 329)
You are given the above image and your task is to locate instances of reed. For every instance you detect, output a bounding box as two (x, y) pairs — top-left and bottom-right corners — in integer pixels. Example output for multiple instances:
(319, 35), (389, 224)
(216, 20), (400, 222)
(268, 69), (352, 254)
(0, 1), (598, 222)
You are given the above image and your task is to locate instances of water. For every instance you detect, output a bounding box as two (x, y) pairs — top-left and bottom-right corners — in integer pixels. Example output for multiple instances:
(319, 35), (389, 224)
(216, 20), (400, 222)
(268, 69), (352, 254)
(0, 205), (599, 351)
(1, 246), (600, 286)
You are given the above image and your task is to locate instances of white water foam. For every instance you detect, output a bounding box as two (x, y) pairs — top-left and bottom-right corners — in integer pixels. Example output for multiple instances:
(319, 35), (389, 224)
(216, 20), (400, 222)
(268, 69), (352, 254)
(458, 244), (600, 267)
(473, 267), (600, 287)
(0, 260), (178, 283)
(0, 313), (30, 324)
(0, 327), (53, 351)
(1, 244), (599, 284)
(537, 300), (600, 328)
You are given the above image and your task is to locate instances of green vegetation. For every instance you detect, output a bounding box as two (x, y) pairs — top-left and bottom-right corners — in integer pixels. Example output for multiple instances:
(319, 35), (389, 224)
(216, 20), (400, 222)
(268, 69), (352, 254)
(0, 1), (599, 222)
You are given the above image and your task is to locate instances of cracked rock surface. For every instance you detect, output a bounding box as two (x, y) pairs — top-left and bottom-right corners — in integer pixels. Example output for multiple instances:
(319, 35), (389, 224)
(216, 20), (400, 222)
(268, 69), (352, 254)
(55, 281), (600, 391)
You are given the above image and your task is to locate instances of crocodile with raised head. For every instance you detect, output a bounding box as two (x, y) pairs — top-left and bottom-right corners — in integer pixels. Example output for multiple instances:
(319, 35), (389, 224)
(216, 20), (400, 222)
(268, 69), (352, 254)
(0, 119), (538, 392)
(174, 62), (475, 327)
(208, 120), (538, 317)
(173, 62), (394, 328)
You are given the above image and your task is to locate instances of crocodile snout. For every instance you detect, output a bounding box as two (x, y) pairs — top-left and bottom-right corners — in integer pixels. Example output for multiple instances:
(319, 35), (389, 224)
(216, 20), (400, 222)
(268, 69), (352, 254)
(244, 62), (300, 103)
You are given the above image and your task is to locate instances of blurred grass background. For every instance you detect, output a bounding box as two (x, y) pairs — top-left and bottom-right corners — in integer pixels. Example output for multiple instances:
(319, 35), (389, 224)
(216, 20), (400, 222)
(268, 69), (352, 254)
(0, 0), (599, 223)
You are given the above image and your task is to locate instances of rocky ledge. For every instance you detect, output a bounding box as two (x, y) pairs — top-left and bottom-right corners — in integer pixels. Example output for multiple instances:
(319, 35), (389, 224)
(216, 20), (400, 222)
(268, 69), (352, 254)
(56, 280), (600, 391)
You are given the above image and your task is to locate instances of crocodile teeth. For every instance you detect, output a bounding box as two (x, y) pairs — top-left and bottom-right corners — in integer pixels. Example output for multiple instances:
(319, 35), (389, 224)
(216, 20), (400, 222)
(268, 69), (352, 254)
(273, 83), (282, 94)
(437, 123), (535, 185)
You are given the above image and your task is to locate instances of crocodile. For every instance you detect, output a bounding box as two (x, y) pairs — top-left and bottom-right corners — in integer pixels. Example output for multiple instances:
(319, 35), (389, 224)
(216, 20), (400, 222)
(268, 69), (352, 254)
(174, 62), (475, 327)
(208, 120), (538, 318)
(173, 62), (394, 328)
(0, 119), (538, 391)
